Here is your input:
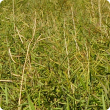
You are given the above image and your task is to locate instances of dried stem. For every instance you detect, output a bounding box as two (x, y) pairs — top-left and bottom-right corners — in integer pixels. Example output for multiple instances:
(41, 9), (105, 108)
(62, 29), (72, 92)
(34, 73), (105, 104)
(71, 6), (80, 52)
(63, 18), (70, 78)
(98, 0), (102, 29)
(18, 11), (36, 110)
(13, 0), (15, 35)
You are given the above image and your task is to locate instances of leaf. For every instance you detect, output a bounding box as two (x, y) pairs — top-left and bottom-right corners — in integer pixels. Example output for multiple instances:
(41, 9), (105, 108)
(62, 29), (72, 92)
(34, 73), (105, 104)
(27, 93), (35, 110)
(67, 98), (70, 110)
(0, 95), (2, 110)
(102, 91), (106, 110)
(5, 83), (8, 105)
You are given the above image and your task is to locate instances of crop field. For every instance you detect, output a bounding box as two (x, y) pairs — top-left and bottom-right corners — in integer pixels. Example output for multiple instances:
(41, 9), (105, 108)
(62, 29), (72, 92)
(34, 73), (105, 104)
(0, 0), (110, 109)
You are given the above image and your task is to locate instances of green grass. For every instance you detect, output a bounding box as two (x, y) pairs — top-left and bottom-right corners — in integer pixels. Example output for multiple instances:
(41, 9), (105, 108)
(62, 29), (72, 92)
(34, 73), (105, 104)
(0, 0), (110, 109)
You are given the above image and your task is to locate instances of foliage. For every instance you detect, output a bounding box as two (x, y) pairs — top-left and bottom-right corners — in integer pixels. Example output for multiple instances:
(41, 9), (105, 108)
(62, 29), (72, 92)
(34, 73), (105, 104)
(0, 0), (110, 109)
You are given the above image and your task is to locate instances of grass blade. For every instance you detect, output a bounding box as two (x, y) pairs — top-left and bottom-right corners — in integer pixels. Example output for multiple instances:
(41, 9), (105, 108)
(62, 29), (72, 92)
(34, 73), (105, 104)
(67, 98), (70, 110)
(0, 95), (2, 110)
(102, 91), (106, 110)
(5, 83), (8, 105)
(27, 92), (35, 110)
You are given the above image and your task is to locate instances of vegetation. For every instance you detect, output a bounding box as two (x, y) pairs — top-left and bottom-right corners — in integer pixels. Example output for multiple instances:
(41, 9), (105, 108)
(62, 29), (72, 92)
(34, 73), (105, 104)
(0, 0), (110, 109)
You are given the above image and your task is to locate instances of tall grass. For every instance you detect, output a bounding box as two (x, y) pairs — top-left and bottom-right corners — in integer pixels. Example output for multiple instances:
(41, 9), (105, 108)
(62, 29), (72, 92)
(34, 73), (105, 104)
(0, 0), (110, 109)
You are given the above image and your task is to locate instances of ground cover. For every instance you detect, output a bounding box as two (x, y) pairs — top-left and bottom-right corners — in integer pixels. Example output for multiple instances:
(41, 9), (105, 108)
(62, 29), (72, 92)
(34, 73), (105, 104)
(0, 0), (110, 109)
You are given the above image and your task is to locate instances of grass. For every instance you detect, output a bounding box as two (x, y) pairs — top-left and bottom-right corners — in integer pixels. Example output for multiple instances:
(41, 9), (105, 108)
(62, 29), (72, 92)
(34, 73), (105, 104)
(0, 0), (110, 109)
